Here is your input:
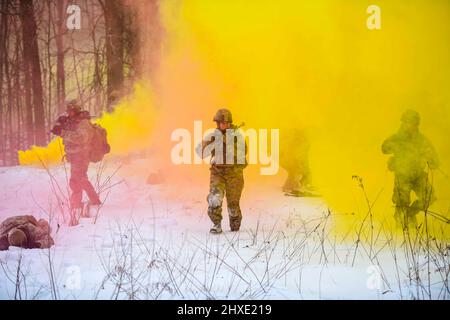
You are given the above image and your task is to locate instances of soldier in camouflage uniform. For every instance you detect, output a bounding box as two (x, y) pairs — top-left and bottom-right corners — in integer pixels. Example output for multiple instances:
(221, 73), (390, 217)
(52, 100), (101, 215)
(196, 109), (247, 234)
(382, 109), (439, 228)
(280, 128), (313, 196)
(0, 215), (54, 251)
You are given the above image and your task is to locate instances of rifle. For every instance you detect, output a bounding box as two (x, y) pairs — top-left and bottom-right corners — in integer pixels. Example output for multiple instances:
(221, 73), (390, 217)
(234, 122), (245, 129)
(50, 115), (69, 136)
(50, 111), (92, 136)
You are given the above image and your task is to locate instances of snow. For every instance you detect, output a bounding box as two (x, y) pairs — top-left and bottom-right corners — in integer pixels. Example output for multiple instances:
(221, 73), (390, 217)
(0, 159), (447, 300)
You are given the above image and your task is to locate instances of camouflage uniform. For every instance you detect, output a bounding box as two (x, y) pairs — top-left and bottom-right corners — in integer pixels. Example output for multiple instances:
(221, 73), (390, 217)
(280, 128), (312, 195)
(0, 215), (54, 251)
(382, 110), (439, 227)
(197, 109), (247, 232)
(208, 165), (245, 230)
(58, 108), (100, 209)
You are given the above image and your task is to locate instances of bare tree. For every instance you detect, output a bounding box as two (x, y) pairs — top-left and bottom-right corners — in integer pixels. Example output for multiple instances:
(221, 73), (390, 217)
(101, 0), (124, 112)
(0, 0), (161, 165)
(20, 0), (46, 147)
(55, 0), (66, 114)
(0, 0), (6, 165)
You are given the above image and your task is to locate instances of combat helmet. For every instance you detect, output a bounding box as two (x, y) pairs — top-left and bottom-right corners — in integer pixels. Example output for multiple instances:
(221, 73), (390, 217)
(213, 108), (233, 123)
(66, 99), (81, 113)
(8, 228), (27, 247)
(401, 109), (420, 126)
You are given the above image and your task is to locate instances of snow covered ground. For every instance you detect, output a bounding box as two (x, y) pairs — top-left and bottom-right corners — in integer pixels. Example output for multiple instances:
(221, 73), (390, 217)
(0, 159), (448, 300)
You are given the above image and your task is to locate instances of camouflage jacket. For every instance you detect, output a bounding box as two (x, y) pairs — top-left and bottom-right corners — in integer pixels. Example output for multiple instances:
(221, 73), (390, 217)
(61, 118), (94, 156)
(0, 215), (54, 250)
(196, 126), (248, 168)
(382, 130), (439, 176)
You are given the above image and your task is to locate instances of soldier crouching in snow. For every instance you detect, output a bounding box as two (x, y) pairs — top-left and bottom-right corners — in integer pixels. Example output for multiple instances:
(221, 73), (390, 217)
(382, 109), (439, 228)
(196, 109), (247, 234)
(280, 128), (314, 197)
(51, 100), (101, 221)
(0, 215), (54, 251)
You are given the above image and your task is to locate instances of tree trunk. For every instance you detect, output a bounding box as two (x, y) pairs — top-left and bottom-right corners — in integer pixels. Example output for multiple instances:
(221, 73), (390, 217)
(20, 0), (46, 146)
(129, 0), (162, 81)
(103, 0), (124, 112)
(0, 0), (5, 165)
(20, 0), (34, 147)
(56, 0), (66, 114)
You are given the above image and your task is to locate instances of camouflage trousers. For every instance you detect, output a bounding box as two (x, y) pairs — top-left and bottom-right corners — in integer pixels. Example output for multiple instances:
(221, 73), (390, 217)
(392, 171), (435, 226)
(207, 166), (244, 230)
(68, 153), (100, 209)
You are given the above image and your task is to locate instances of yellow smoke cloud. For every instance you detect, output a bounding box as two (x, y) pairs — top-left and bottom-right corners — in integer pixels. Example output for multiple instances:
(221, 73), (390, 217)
(95, 82), (158, 156)
(19, 82), (157, 167)
(18, 1), (450, 237)
(18, 137), (65, 168)
(156, 0), (450, 235)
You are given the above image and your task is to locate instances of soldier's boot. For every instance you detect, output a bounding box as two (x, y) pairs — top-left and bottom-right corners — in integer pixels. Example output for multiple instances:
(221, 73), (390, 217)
(282, 184), (293, 194)
(282, 179), (295, 194)
(208, 206), (223, 234)
(210, 223), (223, 234)
(69, 206), (81, 226)
(230, 221), (240, 232)
(228, 207), (242, 232)
(81, 202), (91, 218)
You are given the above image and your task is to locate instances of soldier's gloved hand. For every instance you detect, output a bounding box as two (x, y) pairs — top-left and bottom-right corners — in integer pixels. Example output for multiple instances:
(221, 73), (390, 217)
(56, 115), (68, 125)
(51, 125), (62, 136)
